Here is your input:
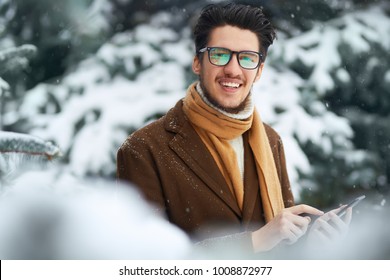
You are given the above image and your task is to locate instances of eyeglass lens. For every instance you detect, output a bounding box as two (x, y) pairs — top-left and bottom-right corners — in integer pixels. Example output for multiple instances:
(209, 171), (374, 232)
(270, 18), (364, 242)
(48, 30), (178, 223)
(208, 47), (260, 69)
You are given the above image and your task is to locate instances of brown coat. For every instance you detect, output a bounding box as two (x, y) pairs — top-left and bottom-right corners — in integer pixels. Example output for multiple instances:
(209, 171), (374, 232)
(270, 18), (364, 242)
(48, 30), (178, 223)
(117, 99), (294, 241)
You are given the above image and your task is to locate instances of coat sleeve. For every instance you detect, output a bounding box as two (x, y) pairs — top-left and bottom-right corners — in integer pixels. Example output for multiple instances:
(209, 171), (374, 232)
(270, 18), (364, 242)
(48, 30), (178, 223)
(116, 138), (167, 216)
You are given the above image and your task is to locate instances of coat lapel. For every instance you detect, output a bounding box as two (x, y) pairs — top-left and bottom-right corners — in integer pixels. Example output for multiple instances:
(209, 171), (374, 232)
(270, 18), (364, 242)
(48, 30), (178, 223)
(165, 100), (242, 218)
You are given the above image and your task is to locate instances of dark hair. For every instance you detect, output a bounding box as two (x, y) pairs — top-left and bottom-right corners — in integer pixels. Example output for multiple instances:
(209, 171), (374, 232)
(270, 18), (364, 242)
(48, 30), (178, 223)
(193, 2), (276, 60)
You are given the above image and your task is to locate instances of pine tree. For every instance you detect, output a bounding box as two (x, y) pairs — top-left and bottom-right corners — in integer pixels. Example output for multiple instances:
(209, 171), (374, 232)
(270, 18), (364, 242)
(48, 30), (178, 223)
(0, 45), (61, 187)
(0, 0), (114, 89)
(0, 45), (37, 130)
(2, 0), (389, 208)
(15, 13), (193, 178)
(274, 4), (390, 206)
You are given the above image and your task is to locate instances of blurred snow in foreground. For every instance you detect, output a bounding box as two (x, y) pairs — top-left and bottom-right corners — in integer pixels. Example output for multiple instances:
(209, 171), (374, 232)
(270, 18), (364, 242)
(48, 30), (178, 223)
(0, 169), (191, 259)
(0, 168), (389, 259)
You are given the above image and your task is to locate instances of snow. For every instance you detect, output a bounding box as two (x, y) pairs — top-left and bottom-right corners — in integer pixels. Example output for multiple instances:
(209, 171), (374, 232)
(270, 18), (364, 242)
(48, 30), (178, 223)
(335, 68), (350, 83)
(2, 3), (390, 259)
(0, 170), (191, 259)
(252, 67), (310, 194)
(14, 5), (387, 197)
(277, 6), (390, 95)
(0, 76), (9, 89)
(3, 169), (386, 259)
(98, 41), (161, 71)
(385, 71), (390, 83)
(136, 62), (186, 91)
(0, 131), (60, 157)
(16, 20), (195, 179)
(67, 0), (113, 37)
(134, 24), (178, 45)
(253, 65), (353, 196)
(162, 38), (194, 66)
(23, 75), (185, 176)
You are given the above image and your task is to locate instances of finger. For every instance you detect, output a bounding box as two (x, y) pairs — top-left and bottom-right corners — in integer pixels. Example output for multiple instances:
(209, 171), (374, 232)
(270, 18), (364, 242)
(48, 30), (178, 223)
(290, 220), (305, 236)
(327, 212), (349, 233)
(316, 216), (339, 239)
(288, 204), (324, 216)
(279, 218), (306, 244)
(284, 234), (298, 245)
(334, 205), (347, 216)
(281, 213), (311, 238)
(298, 218), (311, 234)
(325, 207), (352, 231)
(289, 213), (312, 229)
(311, 210), (332, 227)
(343, 207), (352, 225)
(284, 227), (303, 244)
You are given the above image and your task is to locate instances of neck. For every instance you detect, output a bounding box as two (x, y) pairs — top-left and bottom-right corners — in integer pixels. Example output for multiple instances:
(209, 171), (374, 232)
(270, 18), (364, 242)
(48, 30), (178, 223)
(196, 82), (254, 120)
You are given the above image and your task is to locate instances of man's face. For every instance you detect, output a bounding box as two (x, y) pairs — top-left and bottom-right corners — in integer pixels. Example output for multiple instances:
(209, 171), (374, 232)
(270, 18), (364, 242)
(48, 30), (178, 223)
(192, 25), (264, 113)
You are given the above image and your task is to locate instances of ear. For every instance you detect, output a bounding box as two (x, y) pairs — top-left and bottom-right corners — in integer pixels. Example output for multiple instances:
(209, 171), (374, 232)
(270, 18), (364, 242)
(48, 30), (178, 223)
(254, 63), (265, 83)
(192, 55), (201, 75)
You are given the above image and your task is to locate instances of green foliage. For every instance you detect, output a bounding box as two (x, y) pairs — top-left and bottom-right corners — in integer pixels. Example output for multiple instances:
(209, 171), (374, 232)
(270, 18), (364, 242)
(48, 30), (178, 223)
(273, 4), (390, 206)
(298, 140), (378, 208)
(1, 0), (389, 208)
(0, 0), (112, 88)
(0, 42), (59, 187)
(325, 42), (390, 194)
(0, 44), (37, 131)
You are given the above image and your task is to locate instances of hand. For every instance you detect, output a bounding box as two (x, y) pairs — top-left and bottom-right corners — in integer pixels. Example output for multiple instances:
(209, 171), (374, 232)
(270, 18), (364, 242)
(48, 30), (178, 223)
(307, 205), (352, 246)
(251, 204), (324, 252)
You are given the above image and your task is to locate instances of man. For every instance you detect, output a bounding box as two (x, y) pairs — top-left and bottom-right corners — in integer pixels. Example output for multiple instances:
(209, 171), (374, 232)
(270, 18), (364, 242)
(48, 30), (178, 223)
(117, 3), (351, 253)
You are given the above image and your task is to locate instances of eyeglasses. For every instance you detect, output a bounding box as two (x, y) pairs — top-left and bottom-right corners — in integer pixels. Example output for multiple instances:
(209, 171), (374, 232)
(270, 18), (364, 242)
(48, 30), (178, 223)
(198, 47), (263, 70)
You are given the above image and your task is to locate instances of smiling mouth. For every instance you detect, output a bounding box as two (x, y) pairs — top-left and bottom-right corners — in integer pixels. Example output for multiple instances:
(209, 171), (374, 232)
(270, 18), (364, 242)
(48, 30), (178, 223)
(220, 81), (241, 89)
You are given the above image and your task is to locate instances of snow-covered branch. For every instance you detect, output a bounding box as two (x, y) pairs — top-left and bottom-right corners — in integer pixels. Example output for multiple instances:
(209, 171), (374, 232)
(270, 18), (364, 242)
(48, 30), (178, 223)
(0, 44), (37, 75)
(0, 131), (61, 186)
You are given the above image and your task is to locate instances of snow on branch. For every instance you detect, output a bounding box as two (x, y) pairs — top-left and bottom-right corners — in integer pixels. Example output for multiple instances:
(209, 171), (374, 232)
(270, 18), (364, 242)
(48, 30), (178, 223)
(0, 77), (9, 92)
(0, 77), (10, 102)
(0, 131), (61, 160)
(0, 131), (61, 185)
(275, 6), (390, 95)
(0, 44), (37, 75)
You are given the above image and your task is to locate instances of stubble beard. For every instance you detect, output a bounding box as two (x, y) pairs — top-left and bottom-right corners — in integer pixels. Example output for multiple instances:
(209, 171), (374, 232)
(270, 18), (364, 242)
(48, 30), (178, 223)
(199, 78), (251, 114)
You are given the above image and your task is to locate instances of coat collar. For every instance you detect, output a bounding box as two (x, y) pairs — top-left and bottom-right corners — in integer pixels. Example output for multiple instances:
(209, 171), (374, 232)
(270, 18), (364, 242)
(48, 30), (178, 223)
(164, 100), (242, 217)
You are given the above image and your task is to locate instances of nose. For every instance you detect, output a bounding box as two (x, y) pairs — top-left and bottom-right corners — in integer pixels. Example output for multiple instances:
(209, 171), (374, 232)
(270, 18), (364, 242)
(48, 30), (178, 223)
(223, 54), (242, 76)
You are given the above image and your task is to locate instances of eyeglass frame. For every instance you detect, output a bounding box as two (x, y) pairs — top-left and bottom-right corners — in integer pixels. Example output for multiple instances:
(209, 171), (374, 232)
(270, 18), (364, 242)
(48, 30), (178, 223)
(197, 46), (263, 70)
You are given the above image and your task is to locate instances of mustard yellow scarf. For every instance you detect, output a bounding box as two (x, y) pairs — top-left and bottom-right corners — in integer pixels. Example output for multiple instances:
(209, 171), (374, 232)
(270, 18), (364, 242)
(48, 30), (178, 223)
(183, 83), (284, 222)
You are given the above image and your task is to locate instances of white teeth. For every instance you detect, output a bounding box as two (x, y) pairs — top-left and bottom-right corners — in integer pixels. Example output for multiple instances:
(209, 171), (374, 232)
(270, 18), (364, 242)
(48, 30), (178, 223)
(221, 82), (240, 88)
